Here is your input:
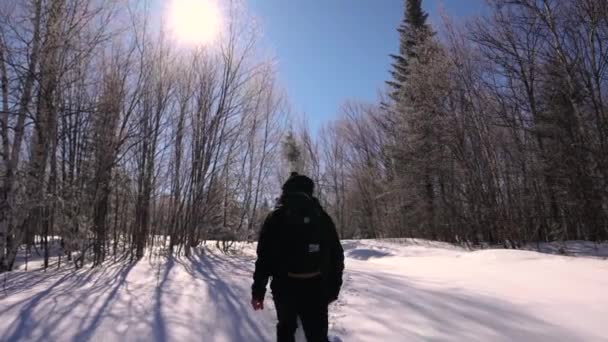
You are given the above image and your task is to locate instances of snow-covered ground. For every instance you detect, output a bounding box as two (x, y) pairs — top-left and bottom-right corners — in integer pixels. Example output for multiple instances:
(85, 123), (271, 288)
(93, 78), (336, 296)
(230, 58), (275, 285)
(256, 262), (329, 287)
(1, 240), (607, 341)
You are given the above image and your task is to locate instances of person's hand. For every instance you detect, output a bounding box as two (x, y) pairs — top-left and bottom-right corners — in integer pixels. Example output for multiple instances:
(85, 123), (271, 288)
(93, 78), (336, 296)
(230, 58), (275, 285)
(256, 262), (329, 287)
(251, 298), (264, 311)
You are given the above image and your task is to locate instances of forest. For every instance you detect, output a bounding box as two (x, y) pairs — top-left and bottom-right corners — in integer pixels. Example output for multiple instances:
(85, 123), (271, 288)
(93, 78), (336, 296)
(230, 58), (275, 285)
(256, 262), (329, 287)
(0, 0), (607, 272)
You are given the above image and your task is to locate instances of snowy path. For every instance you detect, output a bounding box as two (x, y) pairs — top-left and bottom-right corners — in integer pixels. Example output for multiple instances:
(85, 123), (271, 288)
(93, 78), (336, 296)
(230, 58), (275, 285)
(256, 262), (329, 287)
(1, 240), (608, 341)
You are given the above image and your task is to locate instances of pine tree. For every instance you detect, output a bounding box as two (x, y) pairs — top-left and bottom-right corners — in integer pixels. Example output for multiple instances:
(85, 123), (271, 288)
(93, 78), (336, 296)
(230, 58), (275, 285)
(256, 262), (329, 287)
(386, 0), (432, 104)
(384, 0), (438, 238)
(283, 131), (303, 174)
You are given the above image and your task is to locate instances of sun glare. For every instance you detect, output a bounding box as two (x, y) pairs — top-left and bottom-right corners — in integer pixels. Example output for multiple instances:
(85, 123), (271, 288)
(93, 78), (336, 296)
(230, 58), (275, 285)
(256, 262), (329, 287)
(168, 0), (222, 46)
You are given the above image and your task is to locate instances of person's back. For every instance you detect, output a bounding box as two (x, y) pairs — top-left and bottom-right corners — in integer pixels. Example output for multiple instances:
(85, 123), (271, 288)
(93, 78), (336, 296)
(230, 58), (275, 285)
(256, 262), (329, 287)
(251, 173), (345, 342)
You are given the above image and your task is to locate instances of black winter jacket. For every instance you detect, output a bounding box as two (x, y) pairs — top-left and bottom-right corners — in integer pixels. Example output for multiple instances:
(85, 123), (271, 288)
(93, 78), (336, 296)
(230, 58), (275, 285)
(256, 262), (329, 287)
(251, 193), (344, 302)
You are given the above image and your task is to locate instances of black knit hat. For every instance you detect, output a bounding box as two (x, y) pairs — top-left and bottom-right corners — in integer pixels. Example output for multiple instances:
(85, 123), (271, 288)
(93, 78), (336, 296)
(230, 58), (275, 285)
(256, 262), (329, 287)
(282, 172), (314, 196)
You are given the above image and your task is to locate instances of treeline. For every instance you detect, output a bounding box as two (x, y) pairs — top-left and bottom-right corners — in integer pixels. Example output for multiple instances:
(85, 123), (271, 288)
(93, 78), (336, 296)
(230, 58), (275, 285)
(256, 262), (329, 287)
(305, 0), (608, 246)
(1, 0), (606, 272)
(0, 0), (287, 271)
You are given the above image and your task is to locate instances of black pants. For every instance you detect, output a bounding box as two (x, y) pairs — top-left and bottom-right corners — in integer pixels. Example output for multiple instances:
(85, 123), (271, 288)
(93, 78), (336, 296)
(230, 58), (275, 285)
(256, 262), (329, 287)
(271, 276), (329, 342)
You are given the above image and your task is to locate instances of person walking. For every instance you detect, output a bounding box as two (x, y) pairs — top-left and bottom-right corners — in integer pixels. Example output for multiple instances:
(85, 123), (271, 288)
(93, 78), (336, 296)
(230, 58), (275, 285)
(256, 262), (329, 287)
(251, 172), (344, 342)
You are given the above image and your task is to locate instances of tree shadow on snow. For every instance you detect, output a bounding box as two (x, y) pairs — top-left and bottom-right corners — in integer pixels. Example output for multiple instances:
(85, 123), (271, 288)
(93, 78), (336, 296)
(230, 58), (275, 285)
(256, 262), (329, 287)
(346, 249), (392, 260)
(72, 262), (138, 341)
(177, 247), (270, 341)
(1, 261), (138, 342)
(530, 241), (608, 259)
(150, 256), (174, 342)
(344, 269), (587, 342)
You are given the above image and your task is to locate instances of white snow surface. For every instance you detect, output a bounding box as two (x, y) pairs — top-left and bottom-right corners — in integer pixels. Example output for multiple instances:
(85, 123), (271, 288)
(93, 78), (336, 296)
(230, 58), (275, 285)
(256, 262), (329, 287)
(1, 239), (607, 342)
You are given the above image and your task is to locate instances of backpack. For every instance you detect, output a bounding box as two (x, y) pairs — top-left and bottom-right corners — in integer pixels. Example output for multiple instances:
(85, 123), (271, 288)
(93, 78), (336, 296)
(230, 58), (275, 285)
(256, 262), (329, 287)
(278, 197), (324, 275)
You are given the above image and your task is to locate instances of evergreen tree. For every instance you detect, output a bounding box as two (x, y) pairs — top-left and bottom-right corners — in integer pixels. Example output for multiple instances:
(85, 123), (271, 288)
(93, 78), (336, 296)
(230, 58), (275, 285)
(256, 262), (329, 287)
(283, 131), (303, 174)
(383, 0), (438, 238)
(386, 0), (432, 104)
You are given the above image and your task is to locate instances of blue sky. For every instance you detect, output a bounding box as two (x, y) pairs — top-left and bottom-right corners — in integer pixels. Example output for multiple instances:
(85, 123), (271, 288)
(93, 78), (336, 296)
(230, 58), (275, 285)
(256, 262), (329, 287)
(247, 0), (487, 130)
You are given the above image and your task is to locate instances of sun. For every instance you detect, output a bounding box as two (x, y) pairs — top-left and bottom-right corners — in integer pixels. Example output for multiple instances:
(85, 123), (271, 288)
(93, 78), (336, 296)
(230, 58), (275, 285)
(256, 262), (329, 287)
(168, 0), (223, 46)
